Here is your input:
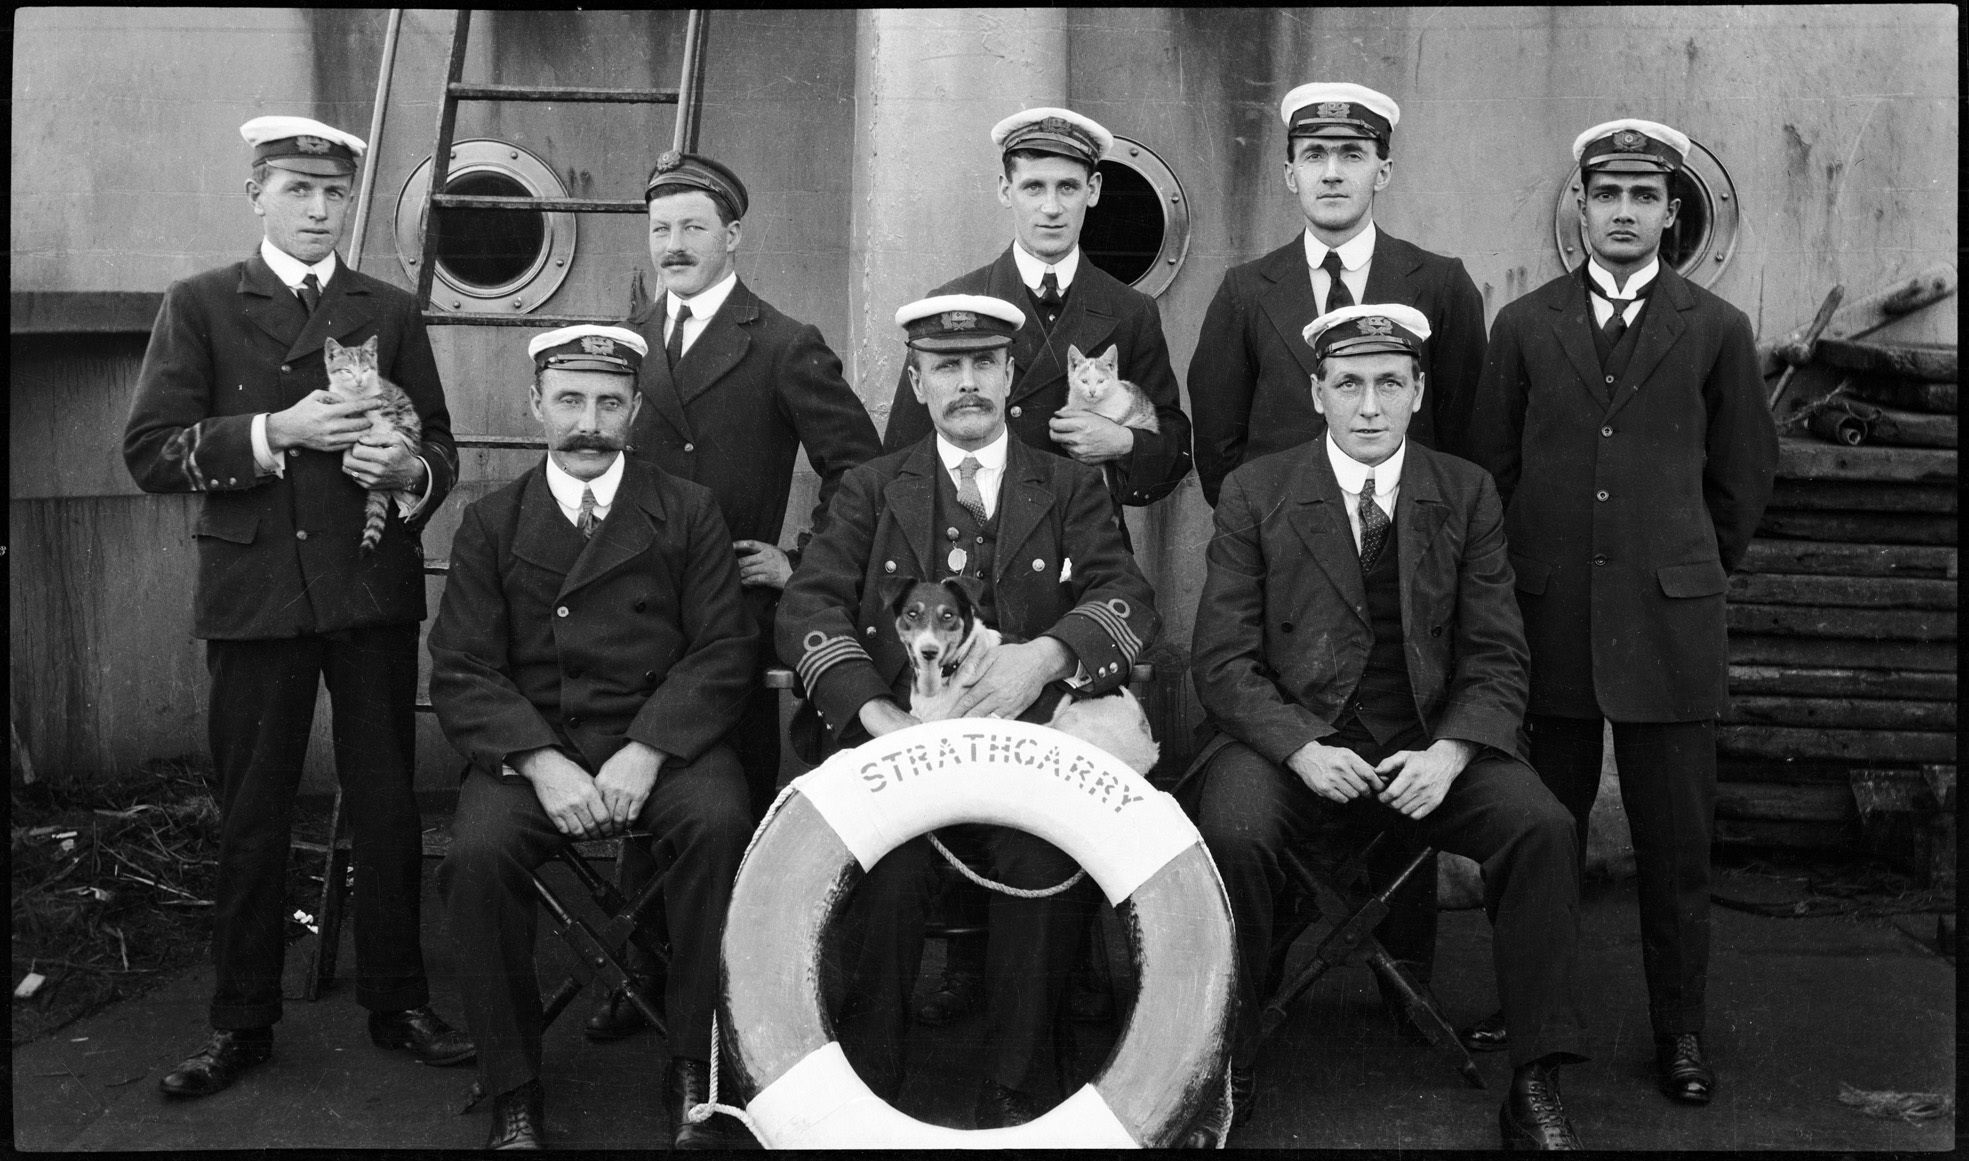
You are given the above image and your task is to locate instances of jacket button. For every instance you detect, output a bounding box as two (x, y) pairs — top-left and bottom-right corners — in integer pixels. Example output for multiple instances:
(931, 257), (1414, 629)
(1601, 426), (1614, 437)
(281, 364), (292, 373)
(946, 526), (960, 540)
(975, 535), (984, 545)
(208, 479), (220, 488)
(683, 442), (695, 453)
(1032, 558), (1045, 571)
(633, 598), (648, 612)
(227, 477), (237, 485)
(884, 560), (896, 573)
(565, 715), (581, 729)
(294, 530), (309, 540)
(643, 670), (657, 683)
(1431, 626), (1444, 638)
(865, 626), (878, 638)
(1592, 554), (1607, 566)
(1009, 406), (1023, 418)
(556, 605), (570, 617)
(1596, 490), (1609, 501)
(289, 449), (301, 458)
(1604, 375), (1615, 385)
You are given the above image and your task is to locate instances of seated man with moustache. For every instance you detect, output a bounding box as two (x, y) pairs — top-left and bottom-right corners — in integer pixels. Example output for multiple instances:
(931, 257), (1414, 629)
(429, 325), (757, 1150)
(1184, 304), (1589, 1150)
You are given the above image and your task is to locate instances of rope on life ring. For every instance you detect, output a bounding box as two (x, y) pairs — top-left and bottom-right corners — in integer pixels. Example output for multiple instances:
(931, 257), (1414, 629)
(719, 718), (1236, 1149)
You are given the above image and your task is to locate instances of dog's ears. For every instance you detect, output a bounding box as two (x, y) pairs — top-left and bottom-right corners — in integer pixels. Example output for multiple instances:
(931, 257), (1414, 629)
(879, 574), (919, 615)
(941, 574), (988, 614)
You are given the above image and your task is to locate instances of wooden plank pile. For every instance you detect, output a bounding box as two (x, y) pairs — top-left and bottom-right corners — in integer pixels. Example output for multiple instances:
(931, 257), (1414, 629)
(1722, 267), (1958, 884)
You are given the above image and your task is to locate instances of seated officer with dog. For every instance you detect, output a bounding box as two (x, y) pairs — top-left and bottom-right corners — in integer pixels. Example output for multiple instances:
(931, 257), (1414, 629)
(1183, 304), (1589, 1149)
(429, 325), (757, 1150)
(776, 295), (1158, 1126)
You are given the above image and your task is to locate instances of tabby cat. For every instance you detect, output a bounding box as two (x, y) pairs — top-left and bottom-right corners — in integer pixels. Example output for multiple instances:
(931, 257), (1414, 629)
(1063, 343), (1159, 433)
(323, 335), (421, 554)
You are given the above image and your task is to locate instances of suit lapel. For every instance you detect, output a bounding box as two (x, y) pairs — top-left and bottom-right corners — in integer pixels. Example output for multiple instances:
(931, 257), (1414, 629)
(673, 279), (757, 407)
(560, 462), (661, 599)
(510, 464), (578, 579)
(985, 250), (1060, 405)
(1547, 272), (1607, 407)
(239, 255), (306, 352)
(1393, 448), (1451, 623)
(627, 299), (694, 443)
(1287, 448), (1369, 623)
(992, 439), (1054, 585)
(287, 260), (378, 363)
(1256, 240), (1321, 380)
(1361, 229), (1422, 306)
(1604, 269), (1692, 422)
(885, 441), (941, 581)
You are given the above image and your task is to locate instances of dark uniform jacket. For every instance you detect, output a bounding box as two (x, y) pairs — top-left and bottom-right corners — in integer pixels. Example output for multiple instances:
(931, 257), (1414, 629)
(778, 435), (1159, 744)
(428, 458), (758, 776)
(1192, 439), (1530, 769)
(1470, 265), (1777, 722)
(879, 246), (1193, 508)
(123, 253), (458, 639)
(1189, 230), (1487, 505)
(624, 277), (880, 587)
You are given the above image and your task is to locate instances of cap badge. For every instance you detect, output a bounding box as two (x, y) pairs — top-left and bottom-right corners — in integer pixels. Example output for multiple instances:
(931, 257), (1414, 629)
(581, 336), (616, 356)
(1359, 315), (1394, 335)
(1038, 116), (1073, 135)
(1613, 129), (1647, 151)
(1317, 101), (1353, 119)
(654, 150), (683, 174)
(296, 136), (331, 154)
(943, 311), (977, 331)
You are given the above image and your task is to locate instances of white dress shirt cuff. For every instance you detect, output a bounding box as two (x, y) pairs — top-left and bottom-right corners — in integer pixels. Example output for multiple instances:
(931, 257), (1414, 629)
(395, 457), (435, 519)
(251, 414), (285, 477)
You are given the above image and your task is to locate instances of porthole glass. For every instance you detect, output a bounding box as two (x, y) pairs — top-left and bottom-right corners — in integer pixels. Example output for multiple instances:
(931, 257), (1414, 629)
(393, 139), (577, 313)
(1552, 138), (1740, 287)
(1083, 136), (1190, 298)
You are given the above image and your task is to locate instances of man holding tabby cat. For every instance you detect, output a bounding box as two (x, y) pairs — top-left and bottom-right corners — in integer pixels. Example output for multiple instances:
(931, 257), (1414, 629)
(124, 115), (470, 1099)
(879, 106), (1194, 533)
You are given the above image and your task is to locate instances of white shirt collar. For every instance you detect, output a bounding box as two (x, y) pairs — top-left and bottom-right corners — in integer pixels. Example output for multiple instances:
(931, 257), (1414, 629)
(668, 269), (738, 322)
(936, 428), (1010, 474)
(1304, 221), (1378, 273)
(1585, 256), (1659, 299)
(1012, 243), (1081, 293)
(545, 452), (626, 518)
(260, 237), (338, 289)
(1324, 430), (1405, 495)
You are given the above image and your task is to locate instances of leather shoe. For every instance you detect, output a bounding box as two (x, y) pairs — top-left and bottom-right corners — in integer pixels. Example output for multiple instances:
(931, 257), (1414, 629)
(915, 965), (985, 1027)
(158, 1028), (272, 1098)
(1500, 1060), (1582, 1150)
(668, 1057), (733, 1150)
(584, 972), (662, 1042)
(487, 1078), (544, 1150)
(1656, 1033), (1716, 1104)
(1460, 1009), (1510, 1053)
(975, 1080), (1042, 1129)
(368, 1005), (476, 1066)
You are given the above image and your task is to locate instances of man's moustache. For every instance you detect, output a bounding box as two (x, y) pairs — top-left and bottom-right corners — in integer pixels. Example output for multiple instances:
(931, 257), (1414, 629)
(557, 435), (622, 452)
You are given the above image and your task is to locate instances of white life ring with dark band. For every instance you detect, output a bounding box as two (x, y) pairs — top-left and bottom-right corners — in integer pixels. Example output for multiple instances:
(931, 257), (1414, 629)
(720, 718), (1235, 1148)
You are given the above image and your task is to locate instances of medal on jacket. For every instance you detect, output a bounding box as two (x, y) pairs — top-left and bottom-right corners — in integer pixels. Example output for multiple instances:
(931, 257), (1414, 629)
(946, 525), (968, 574)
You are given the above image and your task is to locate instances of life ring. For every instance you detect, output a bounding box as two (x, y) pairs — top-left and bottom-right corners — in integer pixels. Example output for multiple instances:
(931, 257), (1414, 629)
(720, 718), (1235, 1148)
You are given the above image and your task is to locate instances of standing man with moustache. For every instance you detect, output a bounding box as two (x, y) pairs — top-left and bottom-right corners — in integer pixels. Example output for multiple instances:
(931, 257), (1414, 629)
(126, 115), (472, 1099)
(1468, 119), (1777, 1106)
(585, 152), (881, 1046)
(879, 107), (1193, 537)
(1189, 82), (1488, 504)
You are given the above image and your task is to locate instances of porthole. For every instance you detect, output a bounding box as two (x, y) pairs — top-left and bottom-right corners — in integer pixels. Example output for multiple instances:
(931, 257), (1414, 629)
(1552, 138), (1740, 287)
(393, 139), (577, 313)
(1083, 136), (1190, 298)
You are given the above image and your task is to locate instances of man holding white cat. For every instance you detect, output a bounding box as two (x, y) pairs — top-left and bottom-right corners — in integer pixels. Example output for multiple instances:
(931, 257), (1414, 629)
(778, 295), (1159, 1127)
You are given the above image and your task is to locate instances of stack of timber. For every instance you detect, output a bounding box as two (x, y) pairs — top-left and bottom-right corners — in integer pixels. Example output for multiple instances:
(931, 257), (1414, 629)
(1725, 268), (1958, 885)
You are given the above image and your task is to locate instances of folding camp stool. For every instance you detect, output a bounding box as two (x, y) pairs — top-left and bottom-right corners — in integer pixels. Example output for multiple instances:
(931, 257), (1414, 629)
(1256, 830), (1483, 1088)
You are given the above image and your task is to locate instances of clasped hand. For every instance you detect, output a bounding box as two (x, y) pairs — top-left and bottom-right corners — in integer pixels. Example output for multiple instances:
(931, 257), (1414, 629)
(516, 742), (665, 839)
(1287, 737), (1477, 820)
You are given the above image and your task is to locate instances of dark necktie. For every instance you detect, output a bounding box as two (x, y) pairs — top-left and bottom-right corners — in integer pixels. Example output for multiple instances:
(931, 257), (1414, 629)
(956, 456), (989, 524)
(666, 302), (692, 370)
(298, 272), (321, 315)
(1320, 250), (1354, 313)
(1037, 271), (1063, 328)
(1597, 291), (1635, 343)
(1358, 475), (1390, 570)
(577, 485), (598, 540)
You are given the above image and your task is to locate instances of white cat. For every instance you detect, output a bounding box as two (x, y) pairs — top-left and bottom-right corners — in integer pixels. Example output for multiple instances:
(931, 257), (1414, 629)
(1063, 343), (1159, 433)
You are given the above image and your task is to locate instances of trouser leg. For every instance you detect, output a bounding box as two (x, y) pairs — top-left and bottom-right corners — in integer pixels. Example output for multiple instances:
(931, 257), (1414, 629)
(206, 636), (326, 1030)
(979, 827), (1099, 1092)
(835, 836), (936, 1101)
(437, 769), (562, 1098)
(1526, 714), (1607, 881)
(1609, 720), (1717, 1037)
(1417, 752), (1588, 1067)
(322, 623), (428, 1012)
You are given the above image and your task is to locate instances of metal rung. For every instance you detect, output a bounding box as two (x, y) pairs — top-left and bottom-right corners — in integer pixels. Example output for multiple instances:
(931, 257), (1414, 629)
(449, 83), (679, 104)
(421, 312), (628, 327)
(415, 699), (435, 714)
(456, 435), (550, 450)
(430, 194), (645, 213)
(423, 559), (449, 576)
